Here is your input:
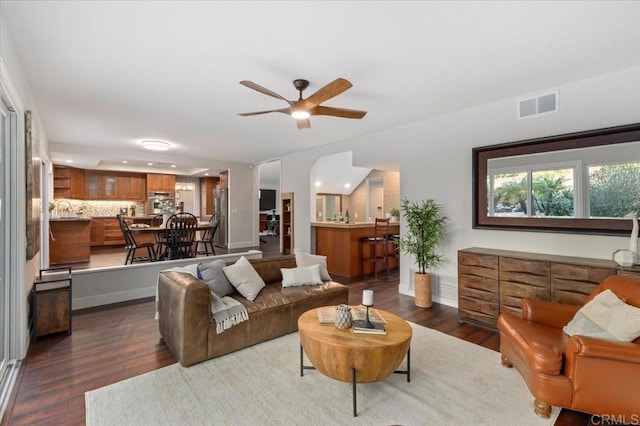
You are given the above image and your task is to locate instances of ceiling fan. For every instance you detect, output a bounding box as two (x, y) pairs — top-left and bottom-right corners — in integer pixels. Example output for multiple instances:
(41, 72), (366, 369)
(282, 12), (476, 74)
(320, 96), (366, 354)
(238, 78), (367, 130)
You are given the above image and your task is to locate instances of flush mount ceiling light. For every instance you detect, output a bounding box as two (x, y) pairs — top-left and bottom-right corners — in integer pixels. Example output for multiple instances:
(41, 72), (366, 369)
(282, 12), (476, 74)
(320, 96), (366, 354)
(141, 140), (171, 151)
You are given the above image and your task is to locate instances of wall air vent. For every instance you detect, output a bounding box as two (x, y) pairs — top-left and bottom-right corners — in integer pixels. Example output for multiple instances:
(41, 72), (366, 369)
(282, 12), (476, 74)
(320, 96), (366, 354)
(518, 91), (558, 119)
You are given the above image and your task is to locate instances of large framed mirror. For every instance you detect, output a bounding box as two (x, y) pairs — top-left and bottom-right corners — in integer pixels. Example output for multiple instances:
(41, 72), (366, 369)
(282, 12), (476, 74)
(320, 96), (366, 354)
(315, 193), (343, 221)
(473, 123), (640, 235)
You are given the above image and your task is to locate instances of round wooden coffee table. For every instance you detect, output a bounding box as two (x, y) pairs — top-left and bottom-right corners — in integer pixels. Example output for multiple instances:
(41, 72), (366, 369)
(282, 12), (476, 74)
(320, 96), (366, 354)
(298, 307), (412, 417)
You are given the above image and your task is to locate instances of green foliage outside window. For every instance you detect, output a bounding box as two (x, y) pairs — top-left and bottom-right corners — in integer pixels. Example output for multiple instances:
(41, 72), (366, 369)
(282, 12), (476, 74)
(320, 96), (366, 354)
(589, 163), (640, 218)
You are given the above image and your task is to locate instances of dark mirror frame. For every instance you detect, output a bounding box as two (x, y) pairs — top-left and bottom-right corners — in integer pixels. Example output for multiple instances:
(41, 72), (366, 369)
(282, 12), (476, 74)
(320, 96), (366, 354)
(473, 123), (640, 236)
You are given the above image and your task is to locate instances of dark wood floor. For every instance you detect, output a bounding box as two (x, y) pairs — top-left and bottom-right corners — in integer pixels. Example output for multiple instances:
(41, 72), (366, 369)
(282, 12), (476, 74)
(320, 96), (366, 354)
(2, 253), (592, 424)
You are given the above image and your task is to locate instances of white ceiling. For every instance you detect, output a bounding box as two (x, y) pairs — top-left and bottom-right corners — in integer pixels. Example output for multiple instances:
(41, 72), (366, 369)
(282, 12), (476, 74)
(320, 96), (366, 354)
(3, 1), (640, 175)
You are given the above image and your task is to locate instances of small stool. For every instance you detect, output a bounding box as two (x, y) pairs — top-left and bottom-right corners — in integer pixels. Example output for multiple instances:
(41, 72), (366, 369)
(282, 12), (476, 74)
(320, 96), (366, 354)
(360, 218), (390, 280)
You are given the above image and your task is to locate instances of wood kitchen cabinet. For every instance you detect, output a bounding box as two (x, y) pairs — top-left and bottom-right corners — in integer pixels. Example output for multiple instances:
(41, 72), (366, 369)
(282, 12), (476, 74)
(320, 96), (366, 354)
(53, 166), (85, 199)
(199, 176), (219, 216)
(85, 172), (118, 199)
(49, 219), (91, 264)
(147, 173), (176, 192)
(457, 248), (627, 329)
(117, 173), (146, 200)
(90, 218), (125, 246)
(86, 171), (145, 200)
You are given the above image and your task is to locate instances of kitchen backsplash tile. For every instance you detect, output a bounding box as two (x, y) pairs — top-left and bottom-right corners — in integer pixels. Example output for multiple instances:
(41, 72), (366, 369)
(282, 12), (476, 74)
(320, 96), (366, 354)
(52, 199), (145, 217)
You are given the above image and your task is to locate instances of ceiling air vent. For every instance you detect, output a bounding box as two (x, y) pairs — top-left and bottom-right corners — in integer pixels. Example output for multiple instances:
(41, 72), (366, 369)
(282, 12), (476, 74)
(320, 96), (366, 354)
(518, 91), (558, 119)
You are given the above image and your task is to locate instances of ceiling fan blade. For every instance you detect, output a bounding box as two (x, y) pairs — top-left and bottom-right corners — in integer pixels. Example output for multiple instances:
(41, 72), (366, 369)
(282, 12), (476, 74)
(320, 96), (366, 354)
(296, 118), (311, 130)
(311, 106), (367, 119)
(238, 107), (292, 117)
(239, 81), (293, 107)
(302, 78), (353, 109)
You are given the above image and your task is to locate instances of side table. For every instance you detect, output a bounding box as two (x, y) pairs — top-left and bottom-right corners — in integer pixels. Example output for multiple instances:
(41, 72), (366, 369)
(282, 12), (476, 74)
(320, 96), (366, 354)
(31, 267), (72, 340)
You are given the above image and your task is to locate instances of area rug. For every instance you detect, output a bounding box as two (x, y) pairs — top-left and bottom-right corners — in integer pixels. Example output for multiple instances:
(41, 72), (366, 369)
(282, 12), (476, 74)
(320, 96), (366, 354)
(85, 322), (559, 425)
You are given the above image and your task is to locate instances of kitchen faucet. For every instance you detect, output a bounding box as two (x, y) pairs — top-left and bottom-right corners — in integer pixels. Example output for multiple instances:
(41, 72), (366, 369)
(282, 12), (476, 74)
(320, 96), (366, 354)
(57, 200), (75, 217)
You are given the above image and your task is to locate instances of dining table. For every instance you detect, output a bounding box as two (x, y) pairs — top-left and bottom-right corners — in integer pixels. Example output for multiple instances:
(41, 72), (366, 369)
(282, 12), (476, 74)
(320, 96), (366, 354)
(129, 222), (214, 260)
(129, 222), (213, 234)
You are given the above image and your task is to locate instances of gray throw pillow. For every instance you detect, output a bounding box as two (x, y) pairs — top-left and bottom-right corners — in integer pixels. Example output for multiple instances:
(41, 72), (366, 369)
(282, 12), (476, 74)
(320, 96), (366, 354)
(198, 259), (235, 297)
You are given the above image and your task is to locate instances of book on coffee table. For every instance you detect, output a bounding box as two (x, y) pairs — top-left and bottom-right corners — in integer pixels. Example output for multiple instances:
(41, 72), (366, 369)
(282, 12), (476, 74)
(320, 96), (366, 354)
(316, 306), (387, 324)
(352, 321), (386, 335)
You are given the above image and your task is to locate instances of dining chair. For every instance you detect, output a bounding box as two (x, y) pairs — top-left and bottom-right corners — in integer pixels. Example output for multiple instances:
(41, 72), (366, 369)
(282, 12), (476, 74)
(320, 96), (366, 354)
(150, 214), (166, 257)
(116, 214), (156, 264)
(163, 212), (198, 260)
(195, 213), (218, 256)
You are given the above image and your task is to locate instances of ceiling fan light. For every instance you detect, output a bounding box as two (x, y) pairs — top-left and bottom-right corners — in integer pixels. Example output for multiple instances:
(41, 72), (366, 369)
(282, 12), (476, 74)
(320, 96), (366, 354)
(291, 110), (310, 120)
(141, 140), (171, 151)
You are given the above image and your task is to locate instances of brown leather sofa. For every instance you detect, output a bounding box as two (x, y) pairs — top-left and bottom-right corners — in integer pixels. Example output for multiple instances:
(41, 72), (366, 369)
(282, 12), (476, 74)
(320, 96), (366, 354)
(157, 256), (349, 367)
(498, 274), (640, 419)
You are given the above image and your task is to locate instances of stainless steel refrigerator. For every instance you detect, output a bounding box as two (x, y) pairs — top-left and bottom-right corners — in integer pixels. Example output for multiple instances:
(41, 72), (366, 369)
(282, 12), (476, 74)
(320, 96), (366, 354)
(214, 185), (228, 248)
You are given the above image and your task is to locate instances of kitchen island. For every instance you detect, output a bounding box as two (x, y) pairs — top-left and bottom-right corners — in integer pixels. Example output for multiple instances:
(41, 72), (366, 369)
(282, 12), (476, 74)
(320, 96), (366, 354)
(49, 218), (91, 265)
(311, 221), (400, 278)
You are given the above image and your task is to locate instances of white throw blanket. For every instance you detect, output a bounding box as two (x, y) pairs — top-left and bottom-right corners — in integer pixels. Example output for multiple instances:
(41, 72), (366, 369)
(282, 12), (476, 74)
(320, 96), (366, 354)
(155, 267), (248, 334)
(209, 292), (249, 334)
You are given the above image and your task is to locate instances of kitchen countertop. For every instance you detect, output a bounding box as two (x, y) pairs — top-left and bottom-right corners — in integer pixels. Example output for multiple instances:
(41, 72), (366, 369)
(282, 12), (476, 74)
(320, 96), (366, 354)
(49, 217), (91, 222)
(310, 221), (400, 229)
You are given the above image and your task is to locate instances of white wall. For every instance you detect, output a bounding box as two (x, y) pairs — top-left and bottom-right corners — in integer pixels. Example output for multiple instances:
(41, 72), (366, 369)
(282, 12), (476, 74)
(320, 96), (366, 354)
(228, 163), (260, 249)
(1, 16), (51, 358)
(71, 251), (262, 310)
(281, 66), (640, 306)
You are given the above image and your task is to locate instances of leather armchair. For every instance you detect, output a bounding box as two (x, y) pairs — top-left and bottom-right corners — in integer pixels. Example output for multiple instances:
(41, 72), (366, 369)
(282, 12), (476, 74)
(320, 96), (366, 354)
(498, 274), (640, 419)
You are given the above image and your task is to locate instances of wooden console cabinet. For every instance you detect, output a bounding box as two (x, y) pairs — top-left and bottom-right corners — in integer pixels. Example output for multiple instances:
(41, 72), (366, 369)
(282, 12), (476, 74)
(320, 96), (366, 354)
(458, 247), (640, 329)
(31, 268), (72, 340)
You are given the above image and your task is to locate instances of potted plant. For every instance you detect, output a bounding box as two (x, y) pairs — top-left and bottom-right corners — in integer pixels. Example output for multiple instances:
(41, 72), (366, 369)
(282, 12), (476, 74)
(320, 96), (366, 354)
(48, 201), (57, 218)
(398, 197), (448, 308)
(389, 208), (400, 222)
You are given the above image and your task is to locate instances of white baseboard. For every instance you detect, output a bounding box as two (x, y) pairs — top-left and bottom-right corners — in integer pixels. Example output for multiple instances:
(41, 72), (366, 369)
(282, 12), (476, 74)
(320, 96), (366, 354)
(399, 276), (458, 309)
(227, 241), (257, 250)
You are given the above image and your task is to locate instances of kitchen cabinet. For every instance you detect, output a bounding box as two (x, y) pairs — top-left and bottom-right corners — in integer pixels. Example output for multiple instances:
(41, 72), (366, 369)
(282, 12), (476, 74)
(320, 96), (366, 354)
(117, 173), (146, 200)
(199, 176), (219, 216)
(85, 172), (118, 199)
(53, 166), (85, 199)
(49, 219), (91, 264)
(90, 218), (125, 246)
(90, 219), (104, 246)
(147, 173), (176, 192)
(86, 171), (145, 200)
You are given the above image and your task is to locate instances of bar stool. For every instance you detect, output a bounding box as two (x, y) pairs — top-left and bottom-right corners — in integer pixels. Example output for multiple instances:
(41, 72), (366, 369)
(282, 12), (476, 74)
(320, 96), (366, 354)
(388, 233), (400, 268)
(360, 218), (390, 280)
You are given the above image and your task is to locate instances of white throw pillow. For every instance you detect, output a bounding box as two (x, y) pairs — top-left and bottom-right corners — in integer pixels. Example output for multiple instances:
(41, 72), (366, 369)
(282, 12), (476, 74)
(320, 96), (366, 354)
(294, 251), (331, 281)
(563, 289), (640, 342)
(281, 264), (323, 287)
(222, 256), (265, 301)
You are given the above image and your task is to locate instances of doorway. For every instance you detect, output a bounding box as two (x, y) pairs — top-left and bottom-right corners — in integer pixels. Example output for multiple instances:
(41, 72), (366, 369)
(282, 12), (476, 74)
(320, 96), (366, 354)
(367, 179), (384, 220)
(177, 190), (195, 214)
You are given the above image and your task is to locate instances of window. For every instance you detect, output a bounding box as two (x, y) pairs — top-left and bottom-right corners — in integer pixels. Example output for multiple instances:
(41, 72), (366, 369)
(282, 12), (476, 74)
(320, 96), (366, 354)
(488, 166), (576, 218)
(588, 162), (640, 218)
